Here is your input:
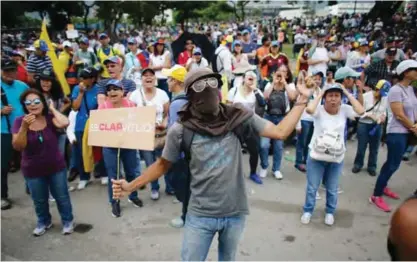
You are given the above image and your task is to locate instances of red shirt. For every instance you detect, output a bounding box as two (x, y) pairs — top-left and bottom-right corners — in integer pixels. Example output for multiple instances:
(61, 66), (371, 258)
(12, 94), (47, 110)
(262, 53), (289, 78)
(178, 50), (192, 66)
(299, 49), (309, 72)
(16, 63), (28, 84)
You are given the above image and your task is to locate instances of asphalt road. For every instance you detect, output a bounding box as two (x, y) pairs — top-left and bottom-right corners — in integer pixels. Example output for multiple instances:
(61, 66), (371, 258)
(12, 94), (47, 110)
(1, 141), (416, 261)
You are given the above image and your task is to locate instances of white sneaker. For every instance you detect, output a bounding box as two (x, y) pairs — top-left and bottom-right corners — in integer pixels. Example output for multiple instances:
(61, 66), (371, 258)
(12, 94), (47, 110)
(170, 217), (184, 228)
(33, 222), (52, 236)
(273, 171), (283, 180)
(77, 180), (89, 190)
(315, 192), (321, 200)
(324, 213), (334, 226)
(337, 187), (344, 194)
(101, 177), (109, 185)
(259, 168), (268, 178)
(151, 190), (160, 200)
(301, 212), (312, 224)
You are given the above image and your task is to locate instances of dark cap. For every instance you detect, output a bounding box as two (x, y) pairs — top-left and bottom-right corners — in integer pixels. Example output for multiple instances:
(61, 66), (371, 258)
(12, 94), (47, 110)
(1, 59), (17, 71)
(141, 68), (155, 75)
(385, 47), (397, 56)
(386, 36), (396, 43)
(39, 69), (55, 80)
(79, 67), (95, 79)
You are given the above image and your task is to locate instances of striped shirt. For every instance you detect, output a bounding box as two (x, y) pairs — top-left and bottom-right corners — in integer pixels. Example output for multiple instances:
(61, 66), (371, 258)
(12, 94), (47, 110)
(27, 54), (53, 80)
(96, 78), (136, 96)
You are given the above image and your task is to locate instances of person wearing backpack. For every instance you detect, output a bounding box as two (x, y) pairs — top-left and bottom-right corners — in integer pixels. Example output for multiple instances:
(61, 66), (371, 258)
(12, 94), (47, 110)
(73, 37), (98, 78)
(96, 33), (122, 79)
(301, 83), (364, 227)
(213, 36), (233, 83)
(112, 67), (312, 261)
(1, 59), (29, 210)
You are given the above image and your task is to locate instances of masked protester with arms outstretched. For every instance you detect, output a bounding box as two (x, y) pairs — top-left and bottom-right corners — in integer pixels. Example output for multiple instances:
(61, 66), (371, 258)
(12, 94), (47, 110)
(112, 67), (311, 261)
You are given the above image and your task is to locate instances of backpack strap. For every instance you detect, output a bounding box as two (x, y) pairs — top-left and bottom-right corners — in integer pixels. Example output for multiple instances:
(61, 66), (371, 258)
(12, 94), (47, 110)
(232, 118), (252, 147)
(181, 126), (195, 162)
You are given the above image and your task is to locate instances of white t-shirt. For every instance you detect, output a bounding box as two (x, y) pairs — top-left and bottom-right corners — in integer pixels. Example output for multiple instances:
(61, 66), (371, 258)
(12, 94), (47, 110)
(150, 51), (170, 79)
(308, 47), (328, 76)
(300, 87), (322, 122)
(227, 86), (264, 111)
(294, 33), (305, 45)
(309, 104), (359, 161)
(129, 88), (169, 124)
(360, 92), (388, 124)
(186, 57), (209, 71)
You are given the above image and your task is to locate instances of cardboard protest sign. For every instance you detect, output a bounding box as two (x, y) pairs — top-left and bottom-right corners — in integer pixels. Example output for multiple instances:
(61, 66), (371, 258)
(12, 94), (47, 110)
(66, 30), (79, 39)
(88, 107), (156, 150)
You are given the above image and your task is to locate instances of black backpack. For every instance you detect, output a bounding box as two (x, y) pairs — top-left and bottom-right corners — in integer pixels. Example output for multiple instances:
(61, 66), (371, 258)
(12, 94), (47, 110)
(169, 119), (253, 206)
(211, 49), (225, 73)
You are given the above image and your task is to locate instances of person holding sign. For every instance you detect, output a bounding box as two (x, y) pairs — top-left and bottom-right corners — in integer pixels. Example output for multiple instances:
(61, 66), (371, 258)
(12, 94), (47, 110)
(112, 67), (312, 261)
(12, 89), (74, 236)
(99, 79), (143, 218)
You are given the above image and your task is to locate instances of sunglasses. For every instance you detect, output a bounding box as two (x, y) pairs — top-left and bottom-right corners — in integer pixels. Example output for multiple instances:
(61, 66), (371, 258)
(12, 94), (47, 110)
(106, 86), (123, 92)
(24, 98), (42, 106)
(190, 77), (218, 93)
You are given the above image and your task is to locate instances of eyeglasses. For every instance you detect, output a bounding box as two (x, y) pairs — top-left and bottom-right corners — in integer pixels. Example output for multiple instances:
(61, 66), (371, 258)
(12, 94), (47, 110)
(106, 86), (123, 92)
(190, 77), (219, 93)
(24, 98), (42, 106)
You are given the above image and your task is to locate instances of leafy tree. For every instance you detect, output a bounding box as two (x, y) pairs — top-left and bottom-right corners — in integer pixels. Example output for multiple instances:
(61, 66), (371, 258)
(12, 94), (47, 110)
(195, 1), (234, 22)
(168, 1), (211, 30)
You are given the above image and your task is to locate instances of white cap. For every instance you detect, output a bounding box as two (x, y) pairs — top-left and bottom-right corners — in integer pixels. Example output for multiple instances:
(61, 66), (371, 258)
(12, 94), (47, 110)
(25, 46), (36, 52)
(62, 40), (72, 48)
(395, 60), (417, 75)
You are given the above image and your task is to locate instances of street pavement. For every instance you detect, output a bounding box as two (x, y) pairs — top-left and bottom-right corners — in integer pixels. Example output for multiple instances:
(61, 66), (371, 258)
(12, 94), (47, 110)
(1, 141), (416, 261)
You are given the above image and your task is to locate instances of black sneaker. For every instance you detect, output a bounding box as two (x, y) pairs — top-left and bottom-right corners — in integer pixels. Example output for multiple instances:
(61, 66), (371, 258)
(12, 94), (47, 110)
(111, 201), (121, 218)
(352, 167), (361, 173)
(368, 170), (377, 177)
(1, 198), (12, 210)
(67, 168), (79, 182)
(128, 198), (143, 208)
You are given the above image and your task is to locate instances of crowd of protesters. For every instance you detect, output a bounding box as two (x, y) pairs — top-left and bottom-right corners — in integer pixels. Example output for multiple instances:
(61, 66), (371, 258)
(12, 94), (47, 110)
(1, 8), (417, 261)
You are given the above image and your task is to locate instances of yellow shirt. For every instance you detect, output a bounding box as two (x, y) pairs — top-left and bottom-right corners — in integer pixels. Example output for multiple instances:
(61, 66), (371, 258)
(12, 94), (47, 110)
(58, 51), (71, 75)
(97, 46), (121, 78)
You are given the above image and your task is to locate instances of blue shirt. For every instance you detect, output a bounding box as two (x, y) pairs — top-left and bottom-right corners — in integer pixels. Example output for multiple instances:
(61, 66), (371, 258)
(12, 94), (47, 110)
(71, 84), (99, 132)
(168, 93), (188, 128)
(1, 80), (29, 134)
(242, 41), (257, 64)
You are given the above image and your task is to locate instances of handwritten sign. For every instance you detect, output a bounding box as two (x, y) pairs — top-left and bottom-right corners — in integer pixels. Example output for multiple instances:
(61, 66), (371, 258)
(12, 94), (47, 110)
(66, 29), (79, 39)
(88, 107), (156, 150)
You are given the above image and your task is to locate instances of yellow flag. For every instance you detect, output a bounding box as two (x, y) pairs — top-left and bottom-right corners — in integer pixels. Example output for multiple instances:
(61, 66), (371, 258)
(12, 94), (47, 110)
(39, 19), (71, 96)
(221, 74), (229, 104)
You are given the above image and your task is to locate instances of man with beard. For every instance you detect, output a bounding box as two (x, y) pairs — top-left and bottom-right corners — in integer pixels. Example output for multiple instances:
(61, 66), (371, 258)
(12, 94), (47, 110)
(112, 67), (311, 261)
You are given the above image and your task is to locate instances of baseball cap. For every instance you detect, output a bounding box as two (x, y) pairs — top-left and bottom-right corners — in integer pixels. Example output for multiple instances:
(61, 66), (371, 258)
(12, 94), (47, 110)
(386, 36), (396, 43)
(375, 79), (391, 97)
(33, 40), (48, 52)
(312, 70), (324, 78)
(155, 38), (165, 45)
(323, 83), (343, 94)
(386, 47), (397, 56)
(127, 37), (137, 44)
(242, 29), (250, 35)
(11, 50), (25, 58)
(225, 35), (233, 44)
(25, 46), (36, 52)
(62, 40), (72, 48)
(271, 41), (279, 47)
(105, 79), (123, 90)
(193, 47), (202, 55)
(79, 67), (95, 79)
(103, 56), (122, 65)
(1, 59), (17, 71)
(39, 69), (55, 80)
(80, 37), (89, 45)
(395, 59), (417, 75)
(334, 66), (361, 81)
(141, 68), (155, 75)
(162, 65), (187, 83)
(99, 33), (108, 40)
(359, 39), (368, 46)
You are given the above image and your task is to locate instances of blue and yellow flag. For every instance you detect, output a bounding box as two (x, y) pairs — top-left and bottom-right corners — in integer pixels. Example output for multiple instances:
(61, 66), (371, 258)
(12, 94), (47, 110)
(39, 19), (71, 96)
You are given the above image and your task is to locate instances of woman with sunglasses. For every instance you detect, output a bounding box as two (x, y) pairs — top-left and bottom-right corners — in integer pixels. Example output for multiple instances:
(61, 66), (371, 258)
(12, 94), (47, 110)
(149, 38), (172, 98)
(352, 80), (389, 177)
(370, 60), (417, 212)
(99, 80), (143, 218)
(12, 89), (74, 236)
(227, 70), (266, 184)
(260, 65), (297, 180)
(129, 68), (170, 200)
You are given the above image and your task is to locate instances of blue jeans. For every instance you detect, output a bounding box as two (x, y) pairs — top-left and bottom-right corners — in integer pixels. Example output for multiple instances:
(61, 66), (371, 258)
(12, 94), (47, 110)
(75, 131), (90, 181)
(181, 214), (246, 261)
(353, 122), (382, 172)
(295, 120), (314, 166)
(374, 133), (408, 196)
(260, 114), (284, 172)
(303, 156), (344, 214)
(103, 147), (140, 204)
(141, 148), (173, 192)
(25, 169), (74, 226)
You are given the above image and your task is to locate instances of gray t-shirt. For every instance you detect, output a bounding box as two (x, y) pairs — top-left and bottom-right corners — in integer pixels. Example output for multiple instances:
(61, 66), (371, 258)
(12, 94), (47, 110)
(387, 84), (417, 134)
(162, 114), (268, 217)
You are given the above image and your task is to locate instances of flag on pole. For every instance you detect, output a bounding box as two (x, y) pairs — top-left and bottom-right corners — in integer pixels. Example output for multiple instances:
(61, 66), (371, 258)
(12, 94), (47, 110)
(39, 19), (71, 96)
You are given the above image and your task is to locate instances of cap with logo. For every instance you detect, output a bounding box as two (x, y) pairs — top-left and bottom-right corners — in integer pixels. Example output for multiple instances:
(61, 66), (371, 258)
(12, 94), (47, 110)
(62, 40), (72, 48)
(80, 67), (95, 79)
(1, 59), (17, 71)
(99, 33), (108, 40)
(193, 47), (202, 55)
(375, 79), (391, 97)
(127, 37), (137, 45)
(141, 68), (155, 75)
(105, 79), (123, 89)
(395, 59), (417, 75)
(33, 40), (49, 52)
(162, 65), (187, 83)
(104, 56), (122, 65)
(386, 36), (396, 43)
(39, 69), (55, 80)
(334, 66), (361, 81)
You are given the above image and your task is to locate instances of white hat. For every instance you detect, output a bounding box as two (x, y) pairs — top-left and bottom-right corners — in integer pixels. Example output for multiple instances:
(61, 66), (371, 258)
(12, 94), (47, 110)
(62, 40), (72, 48)
(25, 46), (36, 52)
(395, 60), (417, 75)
